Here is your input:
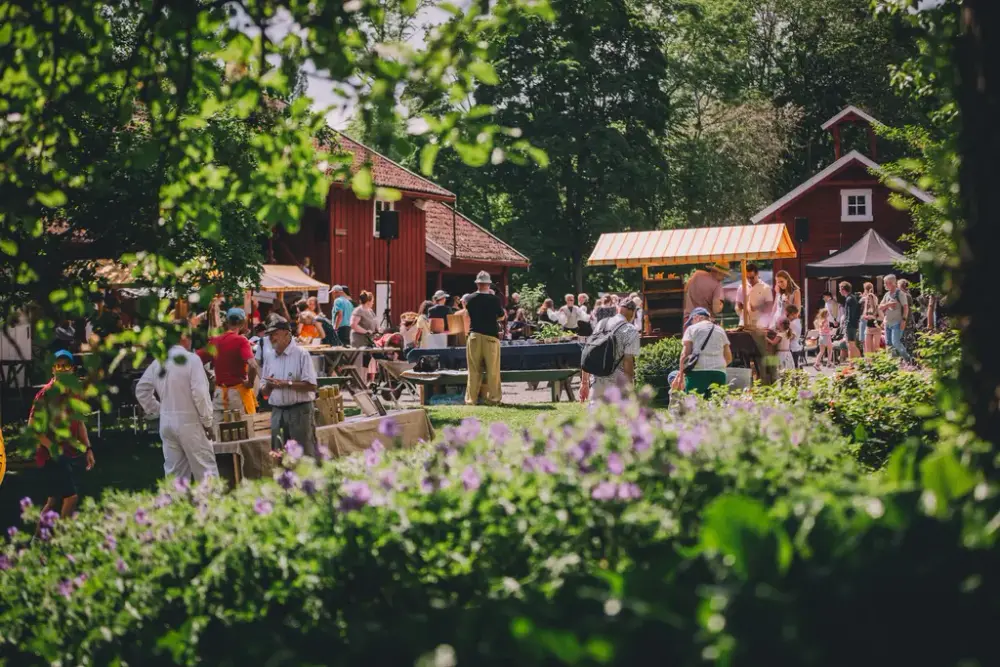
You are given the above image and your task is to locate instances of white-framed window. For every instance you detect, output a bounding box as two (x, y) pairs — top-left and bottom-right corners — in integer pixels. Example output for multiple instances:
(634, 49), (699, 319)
(373, 199), (395, 238)
(840, 189), (873, 222)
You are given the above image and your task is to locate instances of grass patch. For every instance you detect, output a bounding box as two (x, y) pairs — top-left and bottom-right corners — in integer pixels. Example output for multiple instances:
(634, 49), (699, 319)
(426, 403), (585, 433)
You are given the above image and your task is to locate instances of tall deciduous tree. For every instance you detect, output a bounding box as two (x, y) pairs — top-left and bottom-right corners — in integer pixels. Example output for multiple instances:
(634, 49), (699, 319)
(473, 0), (673, 295)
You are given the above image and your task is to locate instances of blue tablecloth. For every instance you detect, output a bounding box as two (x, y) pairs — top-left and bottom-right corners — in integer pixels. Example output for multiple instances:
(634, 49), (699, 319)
(406, 342), (582, 371)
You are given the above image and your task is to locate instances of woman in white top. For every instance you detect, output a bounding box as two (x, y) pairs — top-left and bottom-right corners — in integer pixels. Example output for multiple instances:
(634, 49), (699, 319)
(771, 270), (802, 327)
(537, 298), (559, 324)
(672, 307), (732, 397)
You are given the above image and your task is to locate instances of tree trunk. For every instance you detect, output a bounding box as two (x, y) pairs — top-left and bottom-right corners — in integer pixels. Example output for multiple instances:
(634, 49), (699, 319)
(955, 1), (1000, 451)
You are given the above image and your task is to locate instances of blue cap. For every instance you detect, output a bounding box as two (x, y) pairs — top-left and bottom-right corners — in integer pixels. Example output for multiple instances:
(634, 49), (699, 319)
(54, 350), (74, 363)
(226, 307), (247, 322)
(686, 307), (711, 325)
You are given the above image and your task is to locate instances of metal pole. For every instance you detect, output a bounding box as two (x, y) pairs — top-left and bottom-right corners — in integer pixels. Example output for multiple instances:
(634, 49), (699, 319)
(740, 260), (749, 327)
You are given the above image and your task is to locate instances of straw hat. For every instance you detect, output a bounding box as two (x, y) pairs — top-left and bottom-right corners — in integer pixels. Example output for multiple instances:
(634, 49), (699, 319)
(400, 311), (418, 325)
(707, 261), (731, 276)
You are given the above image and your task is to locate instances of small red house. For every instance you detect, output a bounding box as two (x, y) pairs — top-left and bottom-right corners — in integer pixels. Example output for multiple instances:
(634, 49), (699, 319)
(274, 132), (528, 319)
(751, 106), (933, 323)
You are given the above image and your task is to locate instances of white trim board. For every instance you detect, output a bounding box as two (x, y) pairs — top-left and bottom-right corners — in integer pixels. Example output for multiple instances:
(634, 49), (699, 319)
(750, 150), (934, 224)
(821, 105), (880, 130)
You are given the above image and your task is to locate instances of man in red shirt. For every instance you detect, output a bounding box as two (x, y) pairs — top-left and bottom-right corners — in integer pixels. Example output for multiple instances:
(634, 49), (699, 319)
(197, 307), (259, 423)
(30, 350), (95, 521)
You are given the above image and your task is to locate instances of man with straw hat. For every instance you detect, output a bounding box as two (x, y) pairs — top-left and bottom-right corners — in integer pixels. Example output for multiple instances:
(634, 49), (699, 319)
(462, 271), (505, 405)
(683, 261), (729, 327)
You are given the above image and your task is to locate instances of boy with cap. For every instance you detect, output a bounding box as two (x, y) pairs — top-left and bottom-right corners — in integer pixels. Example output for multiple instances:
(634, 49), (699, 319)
(29, 350), (95, 522)
(197, 307), (259, 424)
(463, 272), (505, 405)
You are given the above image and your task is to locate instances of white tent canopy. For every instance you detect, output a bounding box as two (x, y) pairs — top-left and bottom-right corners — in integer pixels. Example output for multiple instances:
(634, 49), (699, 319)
(257, 265), (329, 293)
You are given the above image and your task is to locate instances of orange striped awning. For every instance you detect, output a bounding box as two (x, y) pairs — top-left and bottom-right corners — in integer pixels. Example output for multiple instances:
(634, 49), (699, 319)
(587, 223), (797, 268)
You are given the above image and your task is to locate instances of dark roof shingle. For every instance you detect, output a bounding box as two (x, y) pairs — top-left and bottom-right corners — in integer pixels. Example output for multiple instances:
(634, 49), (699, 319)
(324, 132), (455, 200)
(424, 201), (529, 267)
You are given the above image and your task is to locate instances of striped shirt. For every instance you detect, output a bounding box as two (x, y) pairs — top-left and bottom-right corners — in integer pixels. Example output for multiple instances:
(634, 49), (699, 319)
(261, 341), (318, 406)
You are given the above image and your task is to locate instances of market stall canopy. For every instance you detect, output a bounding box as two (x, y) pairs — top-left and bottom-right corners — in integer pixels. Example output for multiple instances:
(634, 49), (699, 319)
(587, 223), (796, 268)
(805, 228), (906, 278)
(259, 264), (329, 293)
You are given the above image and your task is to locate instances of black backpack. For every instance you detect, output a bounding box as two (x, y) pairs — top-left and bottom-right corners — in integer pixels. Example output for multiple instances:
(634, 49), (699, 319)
(581, 319), (628, 377)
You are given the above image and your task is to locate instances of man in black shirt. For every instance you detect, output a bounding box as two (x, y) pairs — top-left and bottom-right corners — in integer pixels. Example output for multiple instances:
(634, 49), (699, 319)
(428, 290), (453, 323)
(840, 281), (862, 359)
(463, 271), (505, 405)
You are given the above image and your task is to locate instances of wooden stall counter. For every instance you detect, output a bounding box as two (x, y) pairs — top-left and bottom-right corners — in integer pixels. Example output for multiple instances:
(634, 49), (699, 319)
(213, 408), (433, 485)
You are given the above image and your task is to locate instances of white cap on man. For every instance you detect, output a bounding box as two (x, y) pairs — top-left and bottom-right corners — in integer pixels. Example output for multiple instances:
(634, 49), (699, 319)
(432, 289), (449, 301)
(475, 271), (492, 284)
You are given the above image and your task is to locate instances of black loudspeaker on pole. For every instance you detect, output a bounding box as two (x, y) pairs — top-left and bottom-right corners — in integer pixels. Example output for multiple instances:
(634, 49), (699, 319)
(794, 216), (809, 243)
(378, 209), (400, 241)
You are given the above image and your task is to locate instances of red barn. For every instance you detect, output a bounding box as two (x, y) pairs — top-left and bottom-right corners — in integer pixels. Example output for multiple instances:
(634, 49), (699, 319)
(750, 106), (933, 323)
(273, 132), (528, 320)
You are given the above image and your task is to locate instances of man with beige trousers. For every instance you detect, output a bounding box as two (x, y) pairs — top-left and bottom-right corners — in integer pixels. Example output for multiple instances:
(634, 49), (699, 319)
(462, 271), (505, 405)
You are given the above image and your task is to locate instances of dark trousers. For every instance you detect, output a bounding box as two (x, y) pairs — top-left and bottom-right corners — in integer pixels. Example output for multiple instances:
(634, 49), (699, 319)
(270, 402), (317, 457)
(337, 326), (352, 347)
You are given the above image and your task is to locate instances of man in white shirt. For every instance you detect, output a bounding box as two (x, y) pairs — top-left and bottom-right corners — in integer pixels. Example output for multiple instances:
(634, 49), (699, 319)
(822, 291), (841, 326)
(135, 321), (218, 482)
(261, 321), (319, 456)
(735, 264), (773, 328)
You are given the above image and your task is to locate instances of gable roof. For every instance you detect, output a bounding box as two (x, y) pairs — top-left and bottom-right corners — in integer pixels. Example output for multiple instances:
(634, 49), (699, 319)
(324, 131), (455, 201)
(750, 150), (935, 224)
(821, 105), (880, 130)
(424, 201), (529, 267)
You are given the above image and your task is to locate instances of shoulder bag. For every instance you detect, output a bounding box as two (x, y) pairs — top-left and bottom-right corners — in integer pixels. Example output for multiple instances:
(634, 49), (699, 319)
(683, 325), (715, 373)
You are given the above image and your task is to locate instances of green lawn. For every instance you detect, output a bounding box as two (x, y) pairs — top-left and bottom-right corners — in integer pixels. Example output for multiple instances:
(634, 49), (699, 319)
(1, 404), (584, 530)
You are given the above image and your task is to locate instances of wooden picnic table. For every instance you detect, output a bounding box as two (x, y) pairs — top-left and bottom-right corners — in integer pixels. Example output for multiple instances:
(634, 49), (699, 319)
(305, 346), (401, 393)
(402, 368), (580, 405)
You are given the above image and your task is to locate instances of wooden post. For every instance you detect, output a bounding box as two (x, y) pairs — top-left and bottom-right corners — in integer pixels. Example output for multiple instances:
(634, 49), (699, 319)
(740, 260), (749, 328)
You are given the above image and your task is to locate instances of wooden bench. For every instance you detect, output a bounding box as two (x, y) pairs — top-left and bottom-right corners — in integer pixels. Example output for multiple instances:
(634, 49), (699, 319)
(317, 376), (352, 388)
(402, 368), (580, 405)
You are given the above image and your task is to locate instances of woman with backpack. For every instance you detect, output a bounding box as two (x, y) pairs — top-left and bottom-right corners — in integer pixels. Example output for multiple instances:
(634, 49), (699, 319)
(670, 308), (732, 397)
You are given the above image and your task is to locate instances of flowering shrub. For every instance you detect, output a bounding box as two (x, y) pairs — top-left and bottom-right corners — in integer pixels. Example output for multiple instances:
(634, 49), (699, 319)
(748, 353), (936, 469)
(0, 388), (865, 665)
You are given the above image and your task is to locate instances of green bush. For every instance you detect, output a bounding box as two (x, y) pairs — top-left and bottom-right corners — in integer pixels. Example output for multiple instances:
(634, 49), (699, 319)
(635, 337), (683, 399)
(0, 389), (866, 666)
(748, 352), (936, 469)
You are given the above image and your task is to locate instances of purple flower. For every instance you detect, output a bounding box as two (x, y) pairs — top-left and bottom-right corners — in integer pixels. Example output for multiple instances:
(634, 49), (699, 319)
(370, 439), (385, 454)
(489, 422), (511, 444)
(116, 558), (128, 574)
(789, 429), (804, 447)
(681, 395), (698, 412)
(39, 527), (52, 542)
(40, 510), (59, 529)
(607, 453), (624, 475)
(602, 386), (623, 405)
(420, 477), (435, 494)
(254, 498), (273, 516)
(104, 534), (117, 552)
(0, 554), (12, 571)
(57, 579), (73, 600)
(284, 440), (304, 462)
(140, 530), (155, 543)
(73, 573), (88, 589)
(677, 427), (703, 456)
(301, 477), (319, 496)
(591, 481), (618, 501)
(7, 526), (18, 539)
(378, 417), (402, 439)
(66, 553), (77, 564)
(798, 389), (814, 400)
(567, 445), (585, 463)
(378, 469), (397, 491)
(537, 456), (558, 474)
(364, 447), (381, 468)
(277, 470), (299, 490)
(19, 497), (32, 515)
(616, 482), (642, 500)
(461, 466), (481, 492)
(316, 443), (331, 461)
(134, 509), (150, 526)
(340, 481), (373, 511)
(153, 494), (172, 509)
(173, 476), (190, 493)
(631, 421), (654, 452)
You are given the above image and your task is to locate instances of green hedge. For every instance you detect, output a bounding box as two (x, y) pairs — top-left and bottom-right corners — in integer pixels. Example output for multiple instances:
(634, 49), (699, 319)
(1, 390), (868, 666)
(747, 352), (937, 469)
(635, 337), (683, 400)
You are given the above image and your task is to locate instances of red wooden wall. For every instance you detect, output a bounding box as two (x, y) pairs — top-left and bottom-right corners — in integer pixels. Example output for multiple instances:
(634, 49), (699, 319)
(766, 164), (913, 323)
(327, 187), (426, 316)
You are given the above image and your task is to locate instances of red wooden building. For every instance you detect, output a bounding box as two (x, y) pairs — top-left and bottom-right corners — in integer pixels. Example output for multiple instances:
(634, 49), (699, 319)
(750, 105), (933, 323)
(273, 132), (528, 319)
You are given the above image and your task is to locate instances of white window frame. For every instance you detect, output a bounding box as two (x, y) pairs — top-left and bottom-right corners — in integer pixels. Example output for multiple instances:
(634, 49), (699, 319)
(373, 199), (395, 238)
(840, 189), (873, 222)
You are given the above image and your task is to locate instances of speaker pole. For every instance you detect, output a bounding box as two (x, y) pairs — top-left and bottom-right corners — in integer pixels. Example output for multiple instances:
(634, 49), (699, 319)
(382, 237), (392, 332)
